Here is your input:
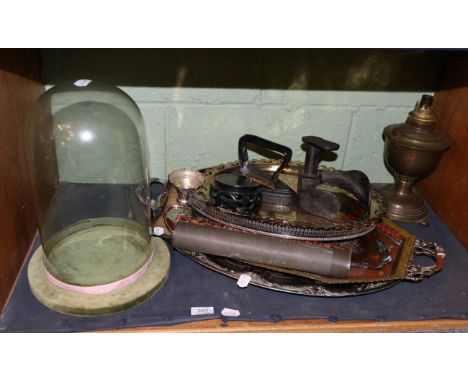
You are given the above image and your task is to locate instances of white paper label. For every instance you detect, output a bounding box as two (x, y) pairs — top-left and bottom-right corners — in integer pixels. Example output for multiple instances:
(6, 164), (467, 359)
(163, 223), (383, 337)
(152, 226), (165, 236)
(221, 308), (240, 317)
(74, 79), (92, 87)
(191, 306), (214, 316)
(237, 273), (251, 288)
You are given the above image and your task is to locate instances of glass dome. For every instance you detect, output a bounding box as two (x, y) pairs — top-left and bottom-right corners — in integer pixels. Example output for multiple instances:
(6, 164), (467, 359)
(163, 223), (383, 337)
(25, 80), (152, 287)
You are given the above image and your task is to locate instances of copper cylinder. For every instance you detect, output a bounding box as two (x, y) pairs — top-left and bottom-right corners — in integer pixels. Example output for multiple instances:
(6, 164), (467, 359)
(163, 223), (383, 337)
(173, 221), (351, 278)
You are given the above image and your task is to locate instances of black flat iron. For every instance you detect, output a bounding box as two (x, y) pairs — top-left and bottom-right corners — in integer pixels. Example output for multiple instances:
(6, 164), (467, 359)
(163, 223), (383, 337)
(209, 134), (371, 219)
(209, 134), (296, 214)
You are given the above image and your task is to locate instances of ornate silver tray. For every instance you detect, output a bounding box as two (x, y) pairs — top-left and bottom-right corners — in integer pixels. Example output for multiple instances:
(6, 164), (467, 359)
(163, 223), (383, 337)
(178, 222), (446, 296)
(154, 159), (447, 296)
(192, 159), (385, 241)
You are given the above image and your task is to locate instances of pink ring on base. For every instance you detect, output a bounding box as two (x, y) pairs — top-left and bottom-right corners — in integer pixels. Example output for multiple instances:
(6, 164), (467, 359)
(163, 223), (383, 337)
(42, 253), (155, 295)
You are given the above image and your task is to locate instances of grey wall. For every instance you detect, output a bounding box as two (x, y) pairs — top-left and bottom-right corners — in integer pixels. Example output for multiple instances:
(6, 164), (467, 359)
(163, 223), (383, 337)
(42, 49), (444, 182)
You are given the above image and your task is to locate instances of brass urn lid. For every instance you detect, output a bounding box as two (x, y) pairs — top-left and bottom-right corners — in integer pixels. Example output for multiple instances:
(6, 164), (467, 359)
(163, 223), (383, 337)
(383, 94), (451, 152)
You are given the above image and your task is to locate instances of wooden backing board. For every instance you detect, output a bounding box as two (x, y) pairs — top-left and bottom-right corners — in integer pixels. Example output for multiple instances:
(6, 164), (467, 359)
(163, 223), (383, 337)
(418, 54), (468, 249)
(0, 49), (44, 312)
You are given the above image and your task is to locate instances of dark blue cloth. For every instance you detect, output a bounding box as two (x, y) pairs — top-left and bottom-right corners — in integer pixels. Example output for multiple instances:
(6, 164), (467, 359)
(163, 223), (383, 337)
(1, 202), (467, 332)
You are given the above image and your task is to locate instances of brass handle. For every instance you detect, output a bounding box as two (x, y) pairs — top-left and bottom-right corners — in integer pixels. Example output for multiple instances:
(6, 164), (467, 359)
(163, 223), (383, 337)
(405, 239), (446, 281)
(150, 178), (168, 221)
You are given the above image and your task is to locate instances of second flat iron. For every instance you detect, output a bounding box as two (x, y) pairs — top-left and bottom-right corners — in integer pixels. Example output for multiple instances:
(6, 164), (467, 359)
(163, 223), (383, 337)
(298, 136), (372, 218)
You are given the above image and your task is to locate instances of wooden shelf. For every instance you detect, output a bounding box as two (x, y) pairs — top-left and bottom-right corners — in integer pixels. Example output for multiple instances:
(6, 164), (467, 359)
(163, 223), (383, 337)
(102, 318), (468, 333)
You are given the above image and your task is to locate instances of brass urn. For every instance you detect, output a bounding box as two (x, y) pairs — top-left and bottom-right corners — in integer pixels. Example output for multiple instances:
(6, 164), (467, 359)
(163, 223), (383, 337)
(381, 94), (451, 224)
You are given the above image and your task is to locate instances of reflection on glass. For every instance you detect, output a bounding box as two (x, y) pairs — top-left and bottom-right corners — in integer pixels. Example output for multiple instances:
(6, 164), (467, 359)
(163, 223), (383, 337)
(79, 130), (93, 142)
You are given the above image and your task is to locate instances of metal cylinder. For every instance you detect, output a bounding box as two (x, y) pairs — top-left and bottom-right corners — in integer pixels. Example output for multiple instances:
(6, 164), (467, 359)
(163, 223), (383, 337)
(173, 222), (351, 278)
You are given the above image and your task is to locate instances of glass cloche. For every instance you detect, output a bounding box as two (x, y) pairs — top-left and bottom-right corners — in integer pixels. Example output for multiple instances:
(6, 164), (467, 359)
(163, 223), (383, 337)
(25, 80), (153, 288)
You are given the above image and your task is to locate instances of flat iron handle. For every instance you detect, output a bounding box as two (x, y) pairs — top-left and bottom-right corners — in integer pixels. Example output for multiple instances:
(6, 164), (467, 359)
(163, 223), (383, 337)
(238, 134), (292, 181)
(302, 136), (340, 176)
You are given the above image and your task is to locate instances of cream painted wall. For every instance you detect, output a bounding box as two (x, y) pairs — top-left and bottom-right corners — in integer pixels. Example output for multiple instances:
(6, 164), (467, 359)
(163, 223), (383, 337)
(119, 87), (421, 182)
(46, 84), (423, 182)
(42, 49), (440, 183)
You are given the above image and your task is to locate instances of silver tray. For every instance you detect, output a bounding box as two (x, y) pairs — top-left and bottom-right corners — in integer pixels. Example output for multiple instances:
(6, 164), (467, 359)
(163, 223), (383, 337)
(179, 231), (446, 296)
(192, 159), (385, 241)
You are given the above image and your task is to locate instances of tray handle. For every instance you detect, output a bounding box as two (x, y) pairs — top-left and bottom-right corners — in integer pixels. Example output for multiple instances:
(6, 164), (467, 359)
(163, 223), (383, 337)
(150, 177), (168, 221)
(405, 239), (446, 281)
